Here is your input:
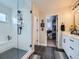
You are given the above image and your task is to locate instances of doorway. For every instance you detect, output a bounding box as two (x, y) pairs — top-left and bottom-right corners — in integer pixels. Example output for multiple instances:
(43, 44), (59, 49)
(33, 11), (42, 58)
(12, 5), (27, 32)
(46, 15), (58, 47)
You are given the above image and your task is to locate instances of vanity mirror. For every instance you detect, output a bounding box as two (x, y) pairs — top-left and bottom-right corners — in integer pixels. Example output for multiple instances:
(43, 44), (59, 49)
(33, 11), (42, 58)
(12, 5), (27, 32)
(72, 0), (79, 35)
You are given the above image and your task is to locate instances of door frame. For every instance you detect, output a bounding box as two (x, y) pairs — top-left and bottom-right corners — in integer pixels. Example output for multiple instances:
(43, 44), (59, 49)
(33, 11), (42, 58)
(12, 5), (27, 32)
(33, 15), (39, 45)
(46, 15), (58, 47)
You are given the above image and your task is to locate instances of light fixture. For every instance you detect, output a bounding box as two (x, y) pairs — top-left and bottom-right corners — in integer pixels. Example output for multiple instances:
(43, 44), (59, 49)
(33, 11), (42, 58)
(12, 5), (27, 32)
(73, 2), (79, 12)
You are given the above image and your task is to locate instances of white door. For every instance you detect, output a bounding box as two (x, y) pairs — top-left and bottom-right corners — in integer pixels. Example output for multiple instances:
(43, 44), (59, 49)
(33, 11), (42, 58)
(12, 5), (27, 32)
(33, 16), (39, 45)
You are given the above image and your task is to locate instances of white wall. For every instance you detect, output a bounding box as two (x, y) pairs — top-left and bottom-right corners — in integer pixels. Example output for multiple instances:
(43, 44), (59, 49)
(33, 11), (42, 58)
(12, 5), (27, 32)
(0, 4), (17, 53)
(57, 7), (74, 48)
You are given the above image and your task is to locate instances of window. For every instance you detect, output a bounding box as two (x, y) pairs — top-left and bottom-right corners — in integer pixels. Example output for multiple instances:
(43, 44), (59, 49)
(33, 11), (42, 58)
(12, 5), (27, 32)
(0, 13), (6, 22)
(12, 18), (17, 24)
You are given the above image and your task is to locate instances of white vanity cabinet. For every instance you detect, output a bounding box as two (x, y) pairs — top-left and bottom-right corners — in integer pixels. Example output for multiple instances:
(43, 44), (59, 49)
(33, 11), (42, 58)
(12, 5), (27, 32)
(62, 33), (79, 59)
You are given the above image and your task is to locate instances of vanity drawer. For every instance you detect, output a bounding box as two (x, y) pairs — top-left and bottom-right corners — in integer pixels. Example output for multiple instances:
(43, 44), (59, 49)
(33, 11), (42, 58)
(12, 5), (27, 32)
(69, 38), (79, 47)
(68, 46), (78, 59)
(69, 38), (79, 59)
(62, 36), (70, 48)
(68, 48), (76, 59)
(62, 35), (79, 59)
(69, 55), (78, 59)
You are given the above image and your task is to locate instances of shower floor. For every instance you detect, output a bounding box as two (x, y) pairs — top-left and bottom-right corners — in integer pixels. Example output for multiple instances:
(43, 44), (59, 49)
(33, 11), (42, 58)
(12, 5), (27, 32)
(0, 48), (27, 59)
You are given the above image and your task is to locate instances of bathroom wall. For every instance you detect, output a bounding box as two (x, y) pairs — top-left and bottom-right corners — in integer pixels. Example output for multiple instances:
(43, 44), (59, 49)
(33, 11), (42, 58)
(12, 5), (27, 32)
(56, 7), (73, 48)
(0, 4), (17, 53)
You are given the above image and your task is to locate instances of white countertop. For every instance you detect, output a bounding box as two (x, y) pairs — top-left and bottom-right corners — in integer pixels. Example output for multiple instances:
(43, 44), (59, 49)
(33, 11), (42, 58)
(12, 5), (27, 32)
(62, 31), (79, 40)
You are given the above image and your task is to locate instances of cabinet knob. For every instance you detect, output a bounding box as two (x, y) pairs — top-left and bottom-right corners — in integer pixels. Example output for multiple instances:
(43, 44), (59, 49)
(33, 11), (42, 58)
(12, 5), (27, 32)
(70, 56), (73, 59)
(64, 39), (65, 43)
(70, 46), (74, 50)
(70, 39), (74, 42)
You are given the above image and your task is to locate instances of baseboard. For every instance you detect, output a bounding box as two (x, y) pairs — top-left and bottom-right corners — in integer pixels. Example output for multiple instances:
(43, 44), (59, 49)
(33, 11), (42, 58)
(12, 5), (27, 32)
(21, 49), (34, 59)
(57, 46), (63, 49)
(38, 43), (47, 46)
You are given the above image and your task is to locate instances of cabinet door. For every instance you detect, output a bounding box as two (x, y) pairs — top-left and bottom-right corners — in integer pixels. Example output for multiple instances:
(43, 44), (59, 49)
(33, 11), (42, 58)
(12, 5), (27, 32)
(62, 35), (79, 59)
(62, 35), (69, 50)
(69, 45), (76, 59)
(73, 38), (79, 59)
(62, 36), (66, 49)
(62, 35), (70, 58)
(65, 36), (72, 58)
(69, 37), (79, 59)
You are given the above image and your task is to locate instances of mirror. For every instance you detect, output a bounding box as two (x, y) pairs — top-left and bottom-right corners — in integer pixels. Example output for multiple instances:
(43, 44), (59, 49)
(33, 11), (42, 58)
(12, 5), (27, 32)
(74, 10), (79, 30)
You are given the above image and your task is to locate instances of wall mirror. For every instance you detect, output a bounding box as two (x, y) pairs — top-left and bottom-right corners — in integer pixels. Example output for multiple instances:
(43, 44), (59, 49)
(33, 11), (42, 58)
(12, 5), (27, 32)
(72, 1), (79, 34)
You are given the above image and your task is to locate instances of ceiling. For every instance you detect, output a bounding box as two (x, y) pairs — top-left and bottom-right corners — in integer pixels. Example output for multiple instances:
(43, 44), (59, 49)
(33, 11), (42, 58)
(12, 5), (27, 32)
(0, 0), (77, 12)
(33, 0), (77, 13)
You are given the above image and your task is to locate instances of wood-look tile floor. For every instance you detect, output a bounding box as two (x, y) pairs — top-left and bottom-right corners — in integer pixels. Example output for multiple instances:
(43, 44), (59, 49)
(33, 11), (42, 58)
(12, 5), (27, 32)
(47, 39), (56, 47)
(29, 46), (69, 59)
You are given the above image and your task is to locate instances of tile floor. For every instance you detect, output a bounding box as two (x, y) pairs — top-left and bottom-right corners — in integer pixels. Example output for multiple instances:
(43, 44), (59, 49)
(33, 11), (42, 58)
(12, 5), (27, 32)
(0, 48), (27, 59)
(47, 39), (56, 47)
(29, 46), (69, 59)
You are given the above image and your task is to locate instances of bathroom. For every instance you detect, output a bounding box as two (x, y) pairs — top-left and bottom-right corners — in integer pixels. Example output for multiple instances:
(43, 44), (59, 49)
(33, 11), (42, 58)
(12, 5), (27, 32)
(0, 0), (32, 59)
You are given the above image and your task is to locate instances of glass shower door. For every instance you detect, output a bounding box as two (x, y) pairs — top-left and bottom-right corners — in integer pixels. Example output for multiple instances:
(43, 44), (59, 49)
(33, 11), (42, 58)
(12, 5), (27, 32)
(17, 0), (32, 59)
(0, 0), (32, 59)
(0, 0), (18, 59)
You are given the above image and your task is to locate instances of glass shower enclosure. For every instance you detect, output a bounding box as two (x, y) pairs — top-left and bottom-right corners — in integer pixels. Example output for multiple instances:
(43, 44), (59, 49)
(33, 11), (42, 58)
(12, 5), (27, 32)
(0, 0), (32, 59)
